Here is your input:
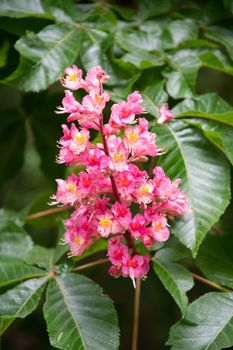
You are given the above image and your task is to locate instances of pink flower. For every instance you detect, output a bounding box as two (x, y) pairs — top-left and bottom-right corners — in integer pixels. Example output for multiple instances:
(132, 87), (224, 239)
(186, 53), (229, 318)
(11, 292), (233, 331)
(150, 213), (170, 242)
(158, 105), (174, 124)
(124, 118), (159, 158)
(81, 147), (109, 173)
(115, 170), (135, 199)
(52, 174), (80, 206)
(56, 90), (81, 115)
(122, 254), (150, 286)
(111, 202), (132, 229)
(85, 66), (109, 93)
(134, 181), (154, 205)
(108, 136), (129, 172)
(109, 92), (144, 128)
(60, 65), (85, 90)
(108, 237), (129, 266)
(53, 65), (189, 283)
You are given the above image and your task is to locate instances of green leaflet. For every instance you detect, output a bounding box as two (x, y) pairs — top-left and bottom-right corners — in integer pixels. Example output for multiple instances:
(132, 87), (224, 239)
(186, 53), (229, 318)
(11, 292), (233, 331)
(153, 120), (231, 255)
(43, 273), (119, 350)
(167, 292), (233, 350)
(3, 23), (83, 91)
(154, 247), (193, 314)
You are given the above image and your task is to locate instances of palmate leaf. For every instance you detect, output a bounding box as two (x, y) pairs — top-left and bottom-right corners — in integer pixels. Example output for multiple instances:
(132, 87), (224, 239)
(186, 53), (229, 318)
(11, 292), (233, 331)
(196, 234), (233, 289)
(0, 277), (48, 335)
(167, 292), (233, 350)
(43, 273), (119, 350)
(3, 23), (83, 92)
(0, 262), (46, 287)
(152, 120), (230, 255)
(173, 93), (233, 126)
(153, 247), (193, 314)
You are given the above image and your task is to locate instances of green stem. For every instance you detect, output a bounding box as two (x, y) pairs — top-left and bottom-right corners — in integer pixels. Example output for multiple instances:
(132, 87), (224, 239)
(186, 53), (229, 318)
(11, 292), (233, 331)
(27, 206), (68, 221)
(72, 258), (109, 272)
(192, 272), (232, 293)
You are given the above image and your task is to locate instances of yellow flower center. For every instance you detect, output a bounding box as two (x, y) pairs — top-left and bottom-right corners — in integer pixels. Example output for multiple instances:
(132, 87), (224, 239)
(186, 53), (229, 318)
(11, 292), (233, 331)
(75, 133), (86, 145)
(99, 216), (112, 228)
(94, 94), (104, 105)
(127, 131), (138, 143)
(68, 72), (78, 82)
(154, 221), (163, 230)
(68, 183), (76, 192)
(74, 234), (82, 245)
(140, 184), (150, 195)
(112, 152), (124, 163)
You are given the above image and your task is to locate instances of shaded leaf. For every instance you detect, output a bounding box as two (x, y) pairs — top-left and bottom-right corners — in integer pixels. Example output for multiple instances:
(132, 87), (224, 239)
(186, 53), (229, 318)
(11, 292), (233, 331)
(164, 50), (201, 98)
(0, 0), (76, 23)
(0, 230), (33, 262)
(196, 234), (233, 289)
(153, 120), (231, 255)
(137, 0), (171, 20)
(0, 208), (26, 231)
(44, 273), (119, 350)
(142, 80), (168, 117)
(183, 118), (233, 165)
(173, 93), (233, 126)
(24, 245), (55, 271)
(205, 26), (233, 61)
(0, 109), (26, 187)
(167, 292), (233, 350)
(199, 49), (233, 76)
(154, 247), (193, 313)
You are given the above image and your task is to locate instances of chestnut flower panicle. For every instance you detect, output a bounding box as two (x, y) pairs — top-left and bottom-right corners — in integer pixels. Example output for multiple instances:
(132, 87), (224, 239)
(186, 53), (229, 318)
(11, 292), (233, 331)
(52, 64), (189, 286)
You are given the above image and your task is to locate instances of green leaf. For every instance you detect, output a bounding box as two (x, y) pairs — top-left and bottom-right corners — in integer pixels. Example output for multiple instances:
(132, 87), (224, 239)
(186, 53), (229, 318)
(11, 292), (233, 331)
(29, 93), (66, 178)
(116, 30), (162, 53)
(44, 274), (119, 350)
(142, 80), (168, 117)
(0, 208), (26, 231)
(173, 93), (233, 126)
(0, 0), (76, 23)
(205, 26), (233, 61)
(183, 118), (233, 165)
(0, 109), (26, 187)
(0, 262), (46, 287)
(154, 248), (194, 314)
(75, 239), (107, 262)
(0, 230), (33, 262)
(137, 0), (171, 20)
(0, 0), (52, 19)
(121, 50), (164, 69)
(164, 50), (201, 98)
(0, 40), (10, 68)
(24, 245), (55, 271)
(0, 277), (47, 335)
(196, 234), (233, 289)
(166, 19), (198, 47)
(199, 49), (233, 76)
(167, 292), (233, 350)
(3, 23), (82, 92)
(153, 120), (231, 255)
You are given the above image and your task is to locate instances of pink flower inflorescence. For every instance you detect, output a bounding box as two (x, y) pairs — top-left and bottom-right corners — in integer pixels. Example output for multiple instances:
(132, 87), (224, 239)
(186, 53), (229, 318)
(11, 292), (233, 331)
(53, 64), (188, 286)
